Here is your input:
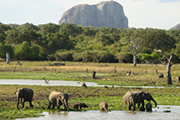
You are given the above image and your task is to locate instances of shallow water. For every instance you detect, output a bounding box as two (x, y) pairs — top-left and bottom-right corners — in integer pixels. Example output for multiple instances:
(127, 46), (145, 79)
(17, 105), (180, 120)
(0, 79), (173, 88)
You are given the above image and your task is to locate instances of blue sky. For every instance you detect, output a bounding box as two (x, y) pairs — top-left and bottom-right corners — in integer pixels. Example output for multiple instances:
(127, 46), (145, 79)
(0, 0), (180, 29)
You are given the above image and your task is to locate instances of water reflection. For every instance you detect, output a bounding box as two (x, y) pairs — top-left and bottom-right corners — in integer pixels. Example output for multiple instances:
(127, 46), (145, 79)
(17, 105), (180, 120)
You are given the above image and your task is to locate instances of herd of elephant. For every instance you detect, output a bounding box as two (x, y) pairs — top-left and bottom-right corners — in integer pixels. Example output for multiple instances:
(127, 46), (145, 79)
(15, 88), (157, 112)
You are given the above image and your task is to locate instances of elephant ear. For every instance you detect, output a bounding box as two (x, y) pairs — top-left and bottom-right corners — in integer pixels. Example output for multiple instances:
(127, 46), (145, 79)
(141, 92), (146, 98)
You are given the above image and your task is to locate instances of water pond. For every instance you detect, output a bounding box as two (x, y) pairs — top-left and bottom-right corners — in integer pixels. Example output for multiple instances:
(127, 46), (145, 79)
(0, 79), (171, 88)
(17, 105), (180, 120)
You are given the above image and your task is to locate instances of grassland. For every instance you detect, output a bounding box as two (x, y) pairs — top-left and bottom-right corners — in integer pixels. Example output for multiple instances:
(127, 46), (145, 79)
(0, 61), (180, 119)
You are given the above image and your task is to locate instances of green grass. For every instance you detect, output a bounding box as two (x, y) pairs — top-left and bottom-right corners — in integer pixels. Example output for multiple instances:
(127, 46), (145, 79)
(0, 61), (180, 86)
(1, 85), (180, 119)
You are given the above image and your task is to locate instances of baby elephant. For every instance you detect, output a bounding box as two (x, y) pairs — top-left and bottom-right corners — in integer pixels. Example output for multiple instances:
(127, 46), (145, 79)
(99, 101), (108, 112)
(15, 88), (34, 109)
(72, 102), (88, 110)
(146, 102), (152, 112)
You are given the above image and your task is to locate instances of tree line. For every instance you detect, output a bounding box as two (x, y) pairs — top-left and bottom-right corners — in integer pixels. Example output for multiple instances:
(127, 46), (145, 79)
(0, 22), (180, 63)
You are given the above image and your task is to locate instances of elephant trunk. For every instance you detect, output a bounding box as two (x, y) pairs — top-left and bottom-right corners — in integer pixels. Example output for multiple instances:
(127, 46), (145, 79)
(64, 100), (69, 112)
(151, 98), (157, 107)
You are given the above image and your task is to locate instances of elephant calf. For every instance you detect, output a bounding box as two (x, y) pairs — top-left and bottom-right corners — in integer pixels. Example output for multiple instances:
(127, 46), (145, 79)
(72, 102), (88, 110)
(15, 88), (34, 109)
(99, 101), (108, 112)
(146, 102), (152, 112)
(123, 91), (157, 111)
(48, 91), (69, 112)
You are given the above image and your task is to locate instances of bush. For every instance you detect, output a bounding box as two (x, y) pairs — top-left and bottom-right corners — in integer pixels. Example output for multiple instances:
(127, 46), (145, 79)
(116, 52), (133, 63)
(55, 51), (73, 61)
(72, 50), (116, 63)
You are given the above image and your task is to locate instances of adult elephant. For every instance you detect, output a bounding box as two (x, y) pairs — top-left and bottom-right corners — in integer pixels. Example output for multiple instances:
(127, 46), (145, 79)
(48, 91), (69, 112)
(15, 88), (34, 109)
(123, 91), (157, 111)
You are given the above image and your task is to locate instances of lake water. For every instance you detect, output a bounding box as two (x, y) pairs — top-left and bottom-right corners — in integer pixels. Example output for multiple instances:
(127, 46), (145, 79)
(0, 79), (172, 88)
(17, 105), (180, 120)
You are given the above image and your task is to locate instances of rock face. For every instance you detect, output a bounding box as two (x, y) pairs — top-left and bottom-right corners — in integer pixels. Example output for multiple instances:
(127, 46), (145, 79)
(170, 23), (180, 30)
(59, 1), (128, 28)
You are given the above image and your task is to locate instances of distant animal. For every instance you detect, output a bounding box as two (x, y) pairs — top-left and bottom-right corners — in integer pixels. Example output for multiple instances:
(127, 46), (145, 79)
(93, 70), (96, 79)
(146, 102), (152, 112)
(99, 101), (108, 112)
(126, 70), (131, 76)
(15, 88), (34, 109)
(72, 102), (88, 110)
(123, 91), (157, 111)
(158, 73), (164, 78)
(81, 82), (87, 88)
(104, 86), (108, 88)
(155, 69), (158, 74)
(48, 91), (69, 112)
(43, 78), (49, 84)
(112, 85), (114, 88)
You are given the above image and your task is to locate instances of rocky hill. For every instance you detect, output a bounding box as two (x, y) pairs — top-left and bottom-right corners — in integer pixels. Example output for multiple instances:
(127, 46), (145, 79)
(59, 1), (128, 28)
(170, 23), (180, 30)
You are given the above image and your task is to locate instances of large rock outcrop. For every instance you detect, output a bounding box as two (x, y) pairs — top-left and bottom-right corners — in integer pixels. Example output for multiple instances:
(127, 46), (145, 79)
(170, 23), (180, 30)
(59, 1), (128, 28)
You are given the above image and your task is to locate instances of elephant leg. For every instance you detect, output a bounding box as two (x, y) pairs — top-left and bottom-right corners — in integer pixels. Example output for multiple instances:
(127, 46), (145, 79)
(57, 105), (60, 109)
(138, 102), (140, 108)
(133, 103), (136, 111)
(29, 101), (33, 108)
(21, 98), (25, 108)
(128, 105), (131, 111)
(22, 102), (25, 108)
(48, 101), (51, 109)
(17, 98), (20, 108)
(52, 105), (55, 109)
(142, 101), (145, 109)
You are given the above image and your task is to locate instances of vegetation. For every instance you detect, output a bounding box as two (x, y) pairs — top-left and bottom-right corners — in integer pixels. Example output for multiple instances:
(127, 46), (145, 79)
(0, 22), (180, 119)
(0, 23), (180, 64)
(0, 61), (180, 86)
(1, 85), (180, 119)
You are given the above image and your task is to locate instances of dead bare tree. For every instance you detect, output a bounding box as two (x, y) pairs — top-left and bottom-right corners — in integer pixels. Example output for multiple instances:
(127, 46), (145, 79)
(154, 49), (173, 84)
(129, 39), (144, 66)
(14, 61), (22, 72)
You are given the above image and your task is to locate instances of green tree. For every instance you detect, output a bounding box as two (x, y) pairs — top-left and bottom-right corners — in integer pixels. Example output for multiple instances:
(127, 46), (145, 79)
(30, 44), (40, 60)
(15, 41), (31, 60)
(0, 43), (14, 58)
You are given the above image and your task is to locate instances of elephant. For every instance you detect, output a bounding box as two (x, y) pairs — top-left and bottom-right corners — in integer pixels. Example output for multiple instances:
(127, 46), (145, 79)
(99, 101), (108, 112)
(48, 91), (69, 112)
(72, 102), (88, 110)
(146, 102), (152, 112)
(123, 91), (157, 111)
(15, 88), (34, 109)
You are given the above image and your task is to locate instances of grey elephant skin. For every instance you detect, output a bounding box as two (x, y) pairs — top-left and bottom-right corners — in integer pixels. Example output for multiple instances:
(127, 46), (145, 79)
(146, 102), (152, 112)
(123, 91), (157, 111)
(15, 88), (34, 109)
(99, 101), (108, 112)
(48, 91), (69, 112)
(72, 102), (88, 110)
